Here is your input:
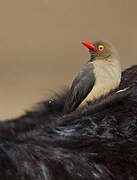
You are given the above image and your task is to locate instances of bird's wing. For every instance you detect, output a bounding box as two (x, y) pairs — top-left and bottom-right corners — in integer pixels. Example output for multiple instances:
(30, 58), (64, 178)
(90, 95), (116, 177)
(64, 62), (95, 113)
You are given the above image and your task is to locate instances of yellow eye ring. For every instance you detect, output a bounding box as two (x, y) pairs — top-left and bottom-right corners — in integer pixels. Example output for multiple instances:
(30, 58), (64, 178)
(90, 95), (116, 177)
(98, 45), (104, 51)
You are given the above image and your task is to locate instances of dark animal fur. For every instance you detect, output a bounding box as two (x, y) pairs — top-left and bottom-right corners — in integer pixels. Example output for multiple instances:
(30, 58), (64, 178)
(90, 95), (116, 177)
(0, 65), (137, 180)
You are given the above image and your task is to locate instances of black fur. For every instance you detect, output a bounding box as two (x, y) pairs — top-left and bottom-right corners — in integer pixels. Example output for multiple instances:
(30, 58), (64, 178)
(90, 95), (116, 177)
(0, 65), (137, 179)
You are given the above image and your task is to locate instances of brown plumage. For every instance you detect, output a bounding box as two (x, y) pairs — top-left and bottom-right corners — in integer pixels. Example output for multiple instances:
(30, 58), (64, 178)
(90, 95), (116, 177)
(64, 40), (121, 113)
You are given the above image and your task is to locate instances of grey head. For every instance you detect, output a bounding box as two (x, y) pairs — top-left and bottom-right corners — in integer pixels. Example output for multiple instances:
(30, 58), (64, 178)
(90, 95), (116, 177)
(82, 40), (118, 61)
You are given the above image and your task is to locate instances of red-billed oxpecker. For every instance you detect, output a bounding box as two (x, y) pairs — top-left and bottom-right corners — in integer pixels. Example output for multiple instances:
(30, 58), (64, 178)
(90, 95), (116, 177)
(64, 40), (121, 113)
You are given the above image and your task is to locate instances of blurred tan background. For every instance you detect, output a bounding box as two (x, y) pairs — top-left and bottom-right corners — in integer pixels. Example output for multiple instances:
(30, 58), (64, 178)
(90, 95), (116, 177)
(0, 0), (137, 119)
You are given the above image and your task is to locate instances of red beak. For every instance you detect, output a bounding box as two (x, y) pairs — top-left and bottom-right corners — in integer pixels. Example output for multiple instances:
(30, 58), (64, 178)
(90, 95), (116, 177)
(82, 41), (95, 51)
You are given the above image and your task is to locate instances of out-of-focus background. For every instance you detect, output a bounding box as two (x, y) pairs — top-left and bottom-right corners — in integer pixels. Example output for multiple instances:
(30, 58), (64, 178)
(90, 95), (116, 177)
(0, 0), (137, 119)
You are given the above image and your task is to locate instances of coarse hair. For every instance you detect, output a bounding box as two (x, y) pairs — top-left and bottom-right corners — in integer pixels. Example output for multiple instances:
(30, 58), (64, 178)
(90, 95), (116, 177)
(0, 65), (137, 180)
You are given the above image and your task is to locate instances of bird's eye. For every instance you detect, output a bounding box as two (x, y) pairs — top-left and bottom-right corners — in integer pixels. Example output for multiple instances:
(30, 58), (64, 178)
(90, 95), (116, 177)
(98, 45), (104, 51)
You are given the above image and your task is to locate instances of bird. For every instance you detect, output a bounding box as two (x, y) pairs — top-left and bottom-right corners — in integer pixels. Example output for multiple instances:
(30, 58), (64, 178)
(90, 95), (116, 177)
(63, 40), (121, 113)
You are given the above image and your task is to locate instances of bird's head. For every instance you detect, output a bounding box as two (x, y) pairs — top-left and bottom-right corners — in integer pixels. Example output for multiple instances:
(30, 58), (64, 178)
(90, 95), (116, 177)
(82, 40), (118, 61)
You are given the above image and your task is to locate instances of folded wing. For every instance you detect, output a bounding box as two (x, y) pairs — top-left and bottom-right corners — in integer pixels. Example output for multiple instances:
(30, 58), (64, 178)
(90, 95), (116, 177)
(64, 62), (95, 113)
